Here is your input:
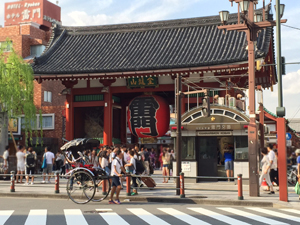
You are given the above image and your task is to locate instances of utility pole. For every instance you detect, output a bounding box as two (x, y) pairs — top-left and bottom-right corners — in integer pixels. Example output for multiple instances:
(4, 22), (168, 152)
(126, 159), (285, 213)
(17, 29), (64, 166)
(176, 74), (182, 195)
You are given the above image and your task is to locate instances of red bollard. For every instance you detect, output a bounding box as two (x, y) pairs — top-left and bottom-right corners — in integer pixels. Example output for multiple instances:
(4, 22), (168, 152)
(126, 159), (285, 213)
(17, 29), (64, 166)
(10, 171), (15, 192)
(126, 174), (131, 196)
(102, 176), (107, 195)
(55, 172), (59, 194)
(180, 172), (185, 198)
(237, 174), (243, 200)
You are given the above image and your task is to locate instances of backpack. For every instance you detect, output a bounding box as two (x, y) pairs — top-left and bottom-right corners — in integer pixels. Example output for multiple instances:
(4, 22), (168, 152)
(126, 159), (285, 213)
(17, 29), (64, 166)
(135, 158), (145, 175)
(26, 153), (35, 168)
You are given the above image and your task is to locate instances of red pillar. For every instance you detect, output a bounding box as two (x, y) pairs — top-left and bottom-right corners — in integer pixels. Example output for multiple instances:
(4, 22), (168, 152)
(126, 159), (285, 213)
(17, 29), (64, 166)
(65, 92), (74, 141)
(120, 105), (127, 144)
(277, 117), (288, 202)
(259, 104), (265, 150)
(103, 91), (113, 146)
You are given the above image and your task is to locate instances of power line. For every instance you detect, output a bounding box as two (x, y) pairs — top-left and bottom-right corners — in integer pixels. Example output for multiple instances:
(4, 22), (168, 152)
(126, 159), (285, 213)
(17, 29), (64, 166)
(289, 105), (300, 122)
(282, 24), (300, 31)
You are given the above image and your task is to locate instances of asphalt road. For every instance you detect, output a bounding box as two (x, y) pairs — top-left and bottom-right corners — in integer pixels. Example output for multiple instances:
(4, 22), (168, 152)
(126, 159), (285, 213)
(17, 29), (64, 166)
(0, 197), (300, 225)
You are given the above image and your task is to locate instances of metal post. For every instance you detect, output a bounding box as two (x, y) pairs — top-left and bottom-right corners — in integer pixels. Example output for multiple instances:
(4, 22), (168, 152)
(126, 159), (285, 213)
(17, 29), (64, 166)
(247, 2), (259, 197)
(55, 171), (59, 194)
(180, 172), (185, 198)
(176, 74), (182, 196)
(10, 171), (15, 192)
(237, 174), (244, 200)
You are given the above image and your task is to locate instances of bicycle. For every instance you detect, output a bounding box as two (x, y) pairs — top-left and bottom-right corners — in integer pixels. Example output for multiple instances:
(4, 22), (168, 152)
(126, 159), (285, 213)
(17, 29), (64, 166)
(287, 165), (298, 186)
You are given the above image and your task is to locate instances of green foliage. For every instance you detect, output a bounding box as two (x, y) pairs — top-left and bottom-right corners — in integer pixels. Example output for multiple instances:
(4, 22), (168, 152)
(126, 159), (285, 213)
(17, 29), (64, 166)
(0, 43), (37, 145)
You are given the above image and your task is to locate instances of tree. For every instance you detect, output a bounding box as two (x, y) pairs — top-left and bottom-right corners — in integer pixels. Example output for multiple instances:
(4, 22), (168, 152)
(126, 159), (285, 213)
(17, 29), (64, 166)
(0, 46), (37, 155)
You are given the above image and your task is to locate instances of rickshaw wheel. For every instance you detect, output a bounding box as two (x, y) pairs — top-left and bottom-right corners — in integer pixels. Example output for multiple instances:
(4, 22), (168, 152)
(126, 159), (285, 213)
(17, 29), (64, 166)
(92, 175), (111, 202)
(66, 170), (96, 204)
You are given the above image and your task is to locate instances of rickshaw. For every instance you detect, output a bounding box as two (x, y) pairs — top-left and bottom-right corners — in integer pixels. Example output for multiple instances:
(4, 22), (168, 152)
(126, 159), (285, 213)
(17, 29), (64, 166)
(61, 138), (111, 204)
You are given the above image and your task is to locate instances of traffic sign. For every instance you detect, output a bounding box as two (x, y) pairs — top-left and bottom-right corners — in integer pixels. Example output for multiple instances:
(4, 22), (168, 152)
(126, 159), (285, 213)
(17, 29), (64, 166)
(286, 133), (292, 140)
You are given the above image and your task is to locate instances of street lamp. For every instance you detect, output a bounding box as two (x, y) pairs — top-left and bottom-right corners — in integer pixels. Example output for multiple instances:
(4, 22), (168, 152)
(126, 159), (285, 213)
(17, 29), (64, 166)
(274, 4), (285, 18)
(218, 0), (287, 200)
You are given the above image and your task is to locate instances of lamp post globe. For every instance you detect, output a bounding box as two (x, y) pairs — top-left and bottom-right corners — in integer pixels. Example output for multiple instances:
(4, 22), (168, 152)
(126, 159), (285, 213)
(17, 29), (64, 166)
(254, 13), (263, 23)
(239, 0), (250, 13)
(219, 11), (230, 24)
(274, 4), (285, 18)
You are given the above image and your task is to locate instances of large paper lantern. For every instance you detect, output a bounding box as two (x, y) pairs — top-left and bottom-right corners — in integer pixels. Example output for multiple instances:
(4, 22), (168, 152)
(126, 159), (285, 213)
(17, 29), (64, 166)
(127, 95), (170, 138)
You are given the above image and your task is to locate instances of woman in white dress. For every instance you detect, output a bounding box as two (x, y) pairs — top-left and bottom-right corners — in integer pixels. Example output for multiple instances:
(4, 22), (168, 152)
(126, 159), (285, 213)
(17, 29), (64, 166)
(259, 147), (275, 194)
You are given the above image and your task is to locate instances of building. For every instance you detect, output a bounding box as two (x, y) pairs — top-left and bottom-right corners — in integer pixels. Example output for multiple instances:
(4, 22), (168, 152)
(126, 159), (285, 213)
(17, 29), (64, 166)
(0, 0), (63, 158)
(31, 5), (279, 180)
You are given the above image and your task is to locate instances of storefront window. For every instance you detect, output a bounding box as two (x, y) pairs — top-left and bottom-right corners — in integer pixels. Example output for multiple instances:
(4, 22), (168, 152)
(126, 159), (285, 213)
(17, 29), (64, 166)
(235, 136), (248, 160)
(182, 137), (196, 160)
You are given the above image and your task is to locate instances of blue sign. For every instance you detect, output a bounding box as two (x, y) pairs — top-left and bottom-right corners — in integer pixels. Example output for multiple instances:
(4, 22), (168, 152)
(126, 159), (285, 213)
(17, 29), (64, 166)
(286, 133), (292, 140)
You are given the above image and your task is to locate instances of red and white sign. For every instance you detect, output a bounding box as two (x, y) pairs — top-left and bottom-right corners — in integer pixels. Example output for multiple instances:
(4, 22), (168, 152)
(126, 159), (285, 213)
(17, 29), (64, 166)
(4, 0), (61, 28)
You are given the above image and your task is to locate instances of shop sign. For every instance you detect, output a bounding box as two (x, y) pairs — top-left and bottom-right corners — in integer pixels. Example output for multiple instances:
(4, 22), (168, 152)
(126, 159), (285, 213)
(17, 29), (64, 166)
(182, 161), (191, 172)
(127, 77), (158, 88)
(197, 131), (233, 136)
(196, 124), (232, 130)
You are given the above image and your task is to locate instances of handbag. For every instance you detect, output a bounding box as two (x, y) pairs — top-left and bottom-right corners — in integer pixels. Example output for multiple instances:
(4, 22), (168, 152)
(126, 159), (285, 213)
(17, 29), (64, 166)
(41, 154), (47, 169)
(295, 181), (300, 195)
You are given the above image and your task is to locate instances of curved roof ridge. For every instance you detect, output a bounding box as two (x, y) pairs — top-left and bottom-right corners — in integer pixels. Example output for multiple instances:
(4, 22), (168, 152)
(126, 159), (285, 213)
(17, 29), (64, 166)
(34, 28), (67, 66)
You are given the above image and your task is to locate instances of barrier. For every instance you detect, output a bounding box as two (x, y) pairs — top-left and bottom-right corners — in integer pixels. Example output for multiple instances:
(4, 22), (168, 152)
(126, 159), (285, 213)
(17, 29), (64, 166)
(237, 174), (243, 200)
(10, 171), (15, 192)
(126, 175), (131, 196)
(54, 172), (59, 194)
(180, 172), (185, 198)
(0, 172), (243, 200)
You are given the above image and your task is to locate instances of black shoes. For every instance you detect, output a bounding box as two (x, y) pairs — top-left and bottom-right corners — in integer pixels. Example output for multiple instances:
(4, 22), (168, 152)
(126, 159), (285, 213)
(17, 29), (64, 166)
(268, 191), (275, 194)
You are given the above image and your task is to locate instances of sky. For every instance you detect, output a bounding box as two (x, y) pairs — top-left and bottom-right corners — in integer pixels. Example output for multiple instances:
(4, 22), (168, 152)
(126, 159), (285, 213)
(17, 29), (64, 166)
(0, 0), (299, 119)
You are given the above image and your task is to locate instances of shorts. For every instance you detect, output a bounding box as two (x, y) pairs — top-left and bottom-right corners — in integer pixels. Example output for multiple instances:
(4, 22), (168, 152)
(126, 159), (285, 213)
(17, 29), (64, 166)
(43, 164), (53, 174)
(225, 161), (233, 171)
(17, 164), (25, 172)
(163, 164), (169, 168)
(112, 176), (121, 187)
(26, 167), (35, 176)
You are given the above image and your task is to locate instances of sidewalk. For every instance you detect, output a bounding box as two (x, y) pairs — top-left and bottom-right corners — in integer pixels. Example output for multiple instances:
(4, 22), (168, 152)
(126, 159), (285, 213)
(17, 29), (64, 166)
(0, 170), (299, 209)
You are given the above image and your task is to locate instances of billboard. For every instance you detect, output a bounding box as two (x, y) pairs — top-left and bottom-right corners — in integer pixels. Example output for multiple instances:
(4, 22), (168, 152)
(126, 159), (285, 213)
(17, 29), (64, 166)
(4, 0), (61, 28)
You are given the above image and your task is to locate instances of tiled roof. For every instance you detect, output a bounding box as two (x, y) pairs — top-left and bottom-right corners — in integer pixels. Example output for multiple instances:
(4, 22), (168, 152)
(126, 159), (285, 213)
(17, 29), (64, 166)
(32, 8), (273, 75)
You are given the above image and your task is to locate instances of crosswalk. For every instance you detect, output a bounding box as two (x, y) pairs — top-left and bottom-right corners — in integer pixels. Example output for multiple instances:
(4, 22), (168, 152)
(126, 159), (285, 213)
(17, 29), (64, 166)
(1, 207), (300, 225)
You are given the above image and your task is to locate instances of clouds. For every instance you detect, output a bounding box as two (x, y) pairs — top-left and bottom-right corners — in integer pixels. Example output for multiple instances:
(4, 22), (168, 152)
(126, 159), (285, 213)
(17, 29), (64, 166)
(65, 0), (201, 26)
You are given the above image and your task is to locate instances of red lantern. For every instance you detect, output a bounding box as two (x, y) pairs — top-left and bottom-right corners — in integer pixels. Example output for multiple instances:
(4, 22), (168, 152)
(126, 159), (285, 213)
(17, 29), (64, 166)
(127, 95), (170, 138)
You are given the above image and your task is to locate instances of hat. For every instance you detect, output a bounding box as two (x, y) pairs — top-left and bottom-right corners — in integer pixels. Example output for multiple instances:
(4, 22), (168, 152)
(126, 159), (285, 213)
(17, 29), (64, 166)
(295, 149), (300, 155)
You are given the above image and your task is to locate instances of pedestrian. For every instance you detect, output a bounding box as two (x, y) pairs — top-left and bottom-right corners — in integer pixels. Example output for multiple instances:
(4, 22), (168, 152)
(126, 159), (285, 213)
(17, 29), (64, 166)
(124, 150), (138, 195)
(159, 150), (163, 170)
(16, 145), (25, 183)
(109, 149), (126, 204)
(0, 145), (10, 179)
(224, 146), (234, 182)
(55, 150), (65, 172)
(267, 144), (278, 188)
(90, 149), (99, 168)
(25, 147), (37, 185)
(100, 150), (110, 175)
(295, 149), (300, 200)
(162, 149), (170, 183)
(143, 148), (150, 175)
(168, 149), (175, 176)
(259, 147), (275, 194)
(41, 146), (55, 184)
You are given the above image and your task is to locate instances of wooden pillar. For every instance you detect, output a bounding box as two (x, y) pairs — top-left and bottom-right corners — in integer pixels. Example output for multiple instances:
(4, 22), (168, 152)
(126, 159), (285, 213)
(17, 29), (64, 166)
(65, 90), (74, 141)
(103, 91), (113, 146)
(120, 105), (127, 144)
(277, 117), (288, 202)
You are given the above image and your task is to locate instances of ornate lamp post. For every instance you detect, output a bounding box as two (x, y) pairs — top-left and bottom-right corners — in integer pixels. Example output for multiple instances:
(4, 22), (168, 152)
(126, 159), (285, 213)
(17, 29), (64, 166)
(218, 0), (287, 198)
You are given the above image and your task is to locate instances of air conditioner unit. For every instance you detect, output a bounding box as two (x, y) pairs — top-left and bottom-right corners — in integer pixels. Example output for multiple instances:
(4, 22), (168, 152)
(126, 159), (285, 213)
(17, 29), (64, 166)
(218, 97), (225, 105)
(229, 97), (236, 108)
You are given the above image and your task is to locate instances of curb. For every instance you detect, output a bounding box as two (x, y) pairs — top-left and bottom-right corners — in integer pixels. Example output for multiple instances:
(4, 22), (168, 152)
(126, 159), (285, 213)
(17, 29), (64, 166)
(0, 193), (275, 208)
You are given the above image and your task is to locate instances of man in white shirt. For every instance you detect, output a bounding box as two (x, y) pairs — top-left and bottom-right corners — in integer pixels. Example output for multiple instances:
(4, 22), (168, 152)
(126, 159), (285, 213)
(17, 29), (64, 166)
(265, 144), (276, 193)
(109, 149), (126, 204)
(16, 145), (25, 183)
(41, 146), (55, 183)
